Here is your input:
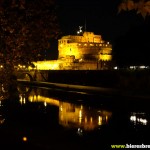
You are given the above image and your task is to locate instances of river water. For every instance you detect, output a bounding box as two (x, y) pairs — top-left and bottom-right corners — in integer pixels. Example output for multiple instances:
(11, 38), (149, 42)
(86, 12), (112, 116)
(0, 85), (150, 149)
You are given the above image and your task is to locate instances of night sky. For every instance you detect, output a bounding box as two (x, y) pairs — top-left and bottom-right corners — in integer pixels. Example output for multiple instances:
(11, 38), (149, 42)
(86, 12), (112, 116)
(57, 0), (120, 42)
(56, 0), (145, 41)
(52, 0), (150, 66)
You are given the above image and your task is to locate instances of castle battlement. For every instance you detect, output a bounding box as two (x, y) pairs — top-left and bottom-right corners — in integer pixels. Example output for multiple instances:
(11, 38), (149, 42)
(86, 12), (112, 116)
(32, 31), (113, 70)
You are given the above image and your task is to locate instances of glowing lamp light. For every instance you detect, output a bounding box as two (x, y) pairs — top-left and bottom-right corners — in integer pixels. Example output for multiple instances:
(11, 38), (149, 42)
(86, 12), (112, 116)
(44, 101), (47, 107)
(114, 66), (118, 70)
(22, 136), (27, 142)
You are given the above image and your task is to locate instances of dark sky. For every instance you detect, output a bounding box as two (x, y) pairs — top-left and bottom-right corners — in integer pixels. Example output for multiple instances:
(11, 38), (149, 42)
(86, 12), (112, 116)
(56, 0), (142, 42)
(53, 0), (150, 65)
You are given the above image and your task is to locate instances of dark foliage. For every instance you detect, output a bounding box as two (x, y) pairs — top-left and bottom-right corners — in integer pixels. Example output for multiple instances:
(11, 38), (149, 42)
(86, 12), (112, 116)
(0, 0), (60, 98)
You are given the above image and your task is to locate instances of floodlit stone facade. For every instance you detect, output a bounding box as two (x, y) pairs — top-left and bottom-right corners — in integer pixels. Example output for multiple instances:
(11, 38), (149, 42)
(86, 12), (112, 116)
(33, 31), (112, 70)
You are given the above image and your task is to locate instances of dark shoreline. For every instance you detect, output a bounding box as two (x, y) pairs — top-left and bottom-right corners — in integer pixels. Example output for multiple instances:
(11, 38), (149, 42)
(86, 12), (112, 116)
(17, 80), (150, 112)
(17, 69), (150, 91)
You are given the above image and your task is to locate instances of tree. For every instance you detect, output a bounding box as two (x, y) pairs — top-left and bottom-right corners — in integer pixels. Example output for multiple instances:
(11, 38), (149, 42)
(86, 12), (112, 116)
(0, 0), (60, 99)
(118, 0), (150, 18)
(113, 0), (150, 67)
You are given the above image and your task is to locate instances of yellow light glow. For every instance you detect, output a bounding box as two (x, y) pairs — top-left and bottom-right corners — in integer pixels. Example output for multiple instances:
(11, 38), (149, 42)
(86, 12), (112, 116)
(28, 95), (59, 106)
(58, 101), (112, 130)
(23, 98), (26, 104)
(19, 96), (23, 104)
(33, 61), (60, 70)
(106, 116), (108, 122)
(98, 116), (102, 125)
(85, 117), (87, 123)
(44, 101), (47, 107)
(79, 110), (82, 124)
(79, 117), (82, 124)
(100, 54), (112, 61)
(0, 118), (5, 125)
(90, 117), (93, 123)
(60, 105), (63, 111)
(22, 137), (27, 142)
(79, 110), (82, 118)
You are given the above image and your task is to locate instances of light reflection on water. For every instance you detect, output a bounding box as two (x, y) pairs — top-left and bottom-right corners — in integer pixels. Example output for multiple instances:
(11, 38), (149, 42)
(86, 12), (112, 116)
(26, 90), (112, 131)
(0, 115), (5, 125)
(1, 86), (149, 149)
(18, 87), (150, 131)
(130, 112), (148, 126)
(0, 100), (5, 125)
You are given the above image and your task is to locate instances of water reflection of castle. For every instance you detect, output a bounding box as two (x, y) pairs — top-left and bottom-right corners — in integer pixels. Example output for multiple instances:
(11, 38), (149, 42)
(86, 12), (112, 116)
(27, 91), (112, 131)
(59, 102), (111, 130)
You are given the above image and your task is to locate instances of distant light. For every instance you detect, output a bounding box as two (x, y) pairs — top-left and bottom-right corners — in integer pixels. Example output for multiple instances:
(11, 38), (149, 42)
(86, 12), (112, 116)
(129, 66), (136, 69)
(129, 66), (148, 69)
(23, 98), (26, 104)
(130, 115), (136, 122)
(79, 58), (82, 62)
(98, 116), (102, 125)
(77, 31), (80, 34)
(139, 118), (147, 125)
(22, 137), (27, 142)
(77, 26), (83, 35)
(139, 66), (146, 69)
(90, 117), (93, 123)
(114, 66), (118, 70)
(44, 101), (47, 107)
(79, 110), (82, 118)
(130, 115), (148, 125)
(60, 105), (63, 111)
(77, 128), (83, 136)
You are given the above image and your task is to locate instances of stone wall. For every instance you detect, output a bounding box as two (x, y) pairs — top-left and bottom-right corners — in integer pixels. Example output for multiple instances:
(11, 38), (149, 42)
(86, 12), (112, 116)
(17, 69), (150, 92)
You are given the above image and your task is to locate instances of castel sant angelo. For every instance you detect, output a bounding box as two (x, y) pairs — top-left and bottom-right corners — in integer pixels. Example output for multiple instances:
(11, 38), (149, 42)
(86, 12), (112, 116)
(33, 27), (112, 70)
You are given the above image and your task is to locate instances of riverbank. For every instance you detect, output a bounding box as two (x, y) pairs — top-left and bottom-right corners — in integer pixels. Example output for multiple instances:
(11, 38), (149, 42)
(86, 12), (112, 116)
(17, 79), (150, 100)
(16, 79), (150, 112)
(21, 69), (150, 91)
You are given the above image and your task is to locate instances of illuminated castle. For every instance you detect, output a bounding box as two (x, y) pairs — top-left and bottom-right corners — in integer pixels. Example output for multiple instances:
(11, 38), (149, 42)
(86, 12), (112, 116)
(33, 28), (112, 70)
